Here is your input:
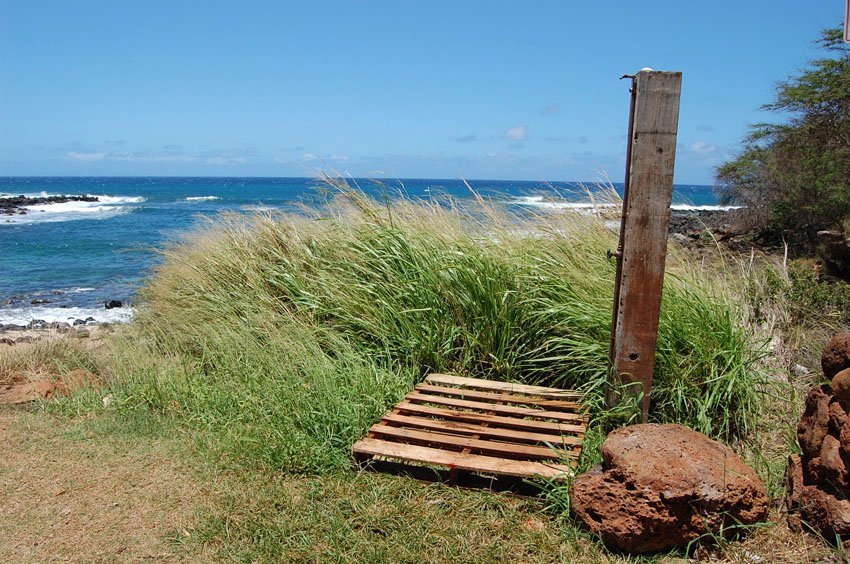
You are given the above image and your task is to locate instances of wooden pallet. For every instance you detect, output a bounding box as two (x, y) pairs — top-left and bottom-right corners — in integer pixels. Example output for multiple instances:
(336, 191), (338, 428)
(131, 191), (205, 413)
(352, 374), (588, 483)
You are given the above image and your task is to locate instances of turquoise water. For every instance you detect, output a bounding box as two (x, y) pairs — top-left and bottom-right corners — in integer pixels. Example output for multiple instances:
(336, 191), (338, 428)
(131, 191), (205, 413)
(0, 176), (720, 324)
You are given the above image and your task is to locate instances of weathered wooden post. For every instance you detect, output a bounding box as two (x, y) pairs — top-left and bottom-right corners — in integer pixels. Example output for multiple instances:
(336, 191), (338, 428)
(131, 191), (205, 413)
(606, 69), (682, 420)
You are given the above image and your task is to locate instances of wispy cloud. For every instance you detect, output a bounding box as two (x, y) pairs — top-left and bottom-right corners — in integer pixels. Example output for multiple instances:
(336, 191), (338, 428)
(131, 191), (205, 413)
(65, 151), (105, 161)
(199, 147), (258, 165)
(504, 125), (527, 142)
(684, 140), (731, 168)
(690, 140), (717, 156)
(452, 133), (478, 143)
(540, 104), (559, 116)
(696, 125), (715, 132)
(63, 145), (258, 166)
(543, 135), (589, 144)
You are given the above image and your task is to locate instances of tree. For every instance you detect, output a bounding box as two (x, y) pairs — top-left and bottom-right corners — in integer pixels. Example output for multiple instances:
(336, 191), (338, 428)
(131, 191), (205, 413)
(717, 28), (850, 251)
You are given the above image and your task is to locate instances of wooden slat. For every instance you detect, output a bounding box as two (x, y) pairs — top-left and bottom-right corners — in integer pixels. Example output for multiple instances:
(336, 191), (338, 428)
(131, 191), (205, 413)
(381, 413), (583, 447)
(425, 374), (581, 400)
(352, 438), (573, 479)
(369, 424), (573, 461)
(414, 383), (583, 410)
(405, 391), (588, 424)
(395, 401), (586, 434)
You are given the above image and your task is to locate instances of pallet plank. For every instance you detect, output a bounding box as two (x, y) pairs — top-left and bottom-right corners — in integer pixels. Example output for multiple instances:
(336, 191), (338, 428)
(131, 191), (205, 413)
(415, 383), (583, 410)
(369, 424), (574, 460)
(405, 391), (588, 423)
(425, 374), (581, 400)
(395, 401), (586, 434)
(353, 438), (573, 479)
(355, 374), (587, 484)
(381, 413), (583, 447)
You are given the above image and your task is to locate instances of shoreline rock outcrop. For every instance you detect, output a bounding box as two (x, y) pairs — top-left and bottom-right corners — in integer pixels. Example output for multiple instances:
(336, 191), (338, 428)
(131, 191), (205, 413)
(0, 194), (98, 216)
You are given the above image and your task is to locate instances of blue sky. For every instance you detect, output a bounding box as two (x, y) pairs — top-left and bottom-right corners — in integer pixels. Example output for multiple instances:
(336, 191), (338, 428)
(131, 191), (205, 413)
(0, 1), (842, 183)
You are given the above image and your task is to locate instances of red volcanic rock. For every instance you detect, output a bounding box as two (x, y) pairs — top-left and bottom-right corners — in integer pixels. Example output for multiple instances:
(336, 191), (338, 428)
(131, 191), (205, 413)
(818, 435), (850, 491)
(800, 485), (850, 539)
(570, 424), (768, 554)
(798, 385), (832, 458)
(830, 400), (849, 434)
(789, 336), (850, 549)
(841, 417), (850, 454)
(833, 368), (850, 401)
(823, 333), (850, 380)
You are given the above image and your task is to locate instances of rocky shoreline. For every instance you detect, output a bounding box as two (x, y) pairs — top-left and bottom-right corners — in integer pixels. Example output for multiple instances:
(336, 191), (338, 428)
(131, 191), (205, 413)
(0, 320), (113, 346)
(667, 208), (752, 250)
(0, 194), (99, 216)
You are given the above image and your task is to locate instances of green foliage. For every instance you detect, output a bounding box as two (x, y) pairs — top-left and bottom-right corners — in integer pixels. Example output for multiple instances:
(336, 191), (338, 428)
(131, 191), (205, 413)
(107, 192), (765, 475)
(717, 28), (850, 248)
(746, 259), (850, 330)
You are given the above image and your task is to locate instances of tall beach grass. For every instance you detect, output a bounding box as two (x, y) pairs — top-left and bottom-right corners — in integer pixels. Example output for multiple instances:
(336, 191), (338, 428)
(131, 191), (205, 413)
(106, 183), (765, 473)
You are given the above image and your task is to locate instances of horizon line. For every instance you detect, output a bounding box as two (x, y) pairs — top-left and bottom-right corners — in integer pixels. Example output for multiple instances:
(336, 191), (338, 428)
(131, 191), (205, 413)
(0, 174), (716, 186)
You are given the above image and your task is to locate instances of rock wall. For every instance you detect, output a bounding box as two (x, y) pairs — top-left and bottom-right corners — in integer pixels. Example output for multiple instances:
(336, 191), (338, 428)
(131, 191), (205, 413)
(787, 332), (850, 543)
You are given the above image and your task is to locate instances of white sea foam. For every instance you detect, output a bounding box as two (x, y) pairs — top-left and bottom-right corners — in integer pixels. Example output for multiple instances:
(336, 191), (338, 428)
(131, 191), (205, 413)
(186, 195), (220, 201)
(0, 191), (52, 199)
(670, 204), (743, 211)
(0, 305), (134, 325)
(241, 204), (279, 212)
(66, 287), (96, 294)
(511, 196), (742, 213)
(511, 196), (617, 210)
(1, 194), (145, 225)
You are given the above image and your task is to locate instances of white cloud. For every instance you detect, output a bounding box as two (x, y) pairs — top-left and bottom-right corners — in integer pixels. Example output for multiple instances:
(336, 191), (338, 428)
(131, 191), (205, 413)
(64, 151), (105, 161)
(453, 133), (478, 143)
(504, 125), (527, 141)
(204, 156), (246, 165)
(61, 146), (256, 166)
(111, 151), (195, 163)
(690, 140), (716, 155)
(540, 104), (559, 116)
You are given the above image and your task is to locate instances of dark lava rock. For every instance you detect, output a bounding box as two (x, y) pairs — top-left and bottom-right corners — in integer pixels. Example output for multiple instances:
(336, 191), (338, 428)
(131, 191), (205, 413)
(104, 300), (122, 309)
(0, 194), (98, 216)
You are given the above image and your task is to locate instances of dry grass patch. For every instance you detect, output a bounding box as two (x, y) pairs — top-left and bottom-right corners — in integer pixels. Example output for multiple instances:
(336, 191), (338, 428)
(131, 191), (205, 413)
(0, 408), (210, 562)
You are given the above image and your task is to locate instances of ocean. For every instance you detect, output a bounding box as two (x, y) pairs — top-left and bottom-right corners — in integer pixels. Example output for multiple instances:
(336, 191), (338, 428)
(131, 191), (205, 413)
(0, 176), (726, 325)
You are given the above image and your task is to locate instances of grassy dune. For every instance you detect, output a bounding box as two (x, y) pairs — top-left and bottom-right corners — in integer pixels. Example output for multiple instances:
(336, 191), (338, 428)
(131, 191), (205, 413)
(95, 187), (765, 477)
